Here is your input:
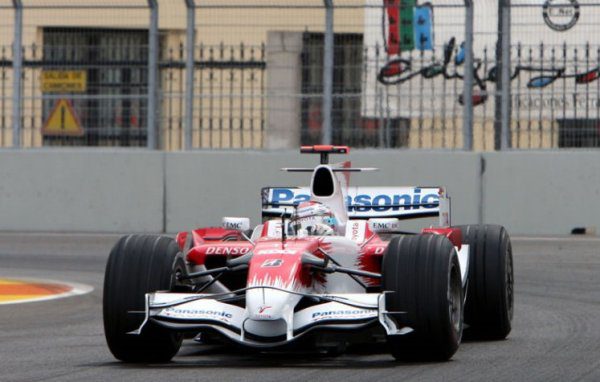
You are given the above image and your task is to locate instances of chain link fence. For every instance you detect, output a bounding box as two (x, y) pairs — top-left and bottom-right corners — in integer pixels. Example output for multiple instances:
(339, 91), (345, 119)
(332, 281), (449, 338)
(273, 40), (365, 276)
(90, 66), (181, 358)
(360, 0), (471, 149)
(0, 0), (599, 150)
(0, 1), (155, 148)
(505, 0), (600, 149)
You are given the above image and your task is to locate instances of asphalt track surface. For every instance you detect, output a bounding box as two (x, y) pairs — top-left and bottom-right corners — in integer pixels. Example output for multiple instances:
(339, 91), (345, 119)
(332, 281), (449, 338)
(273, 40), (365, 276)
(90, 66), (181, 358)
(0, 233), (599, 382)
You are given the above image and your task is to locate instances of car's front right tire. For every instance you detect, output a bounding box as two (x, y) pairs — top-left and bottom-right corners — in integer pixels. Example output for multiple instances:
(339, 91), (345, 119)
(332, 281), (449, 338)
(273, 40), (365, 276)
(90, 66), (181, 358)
(103, 235), (182, 363)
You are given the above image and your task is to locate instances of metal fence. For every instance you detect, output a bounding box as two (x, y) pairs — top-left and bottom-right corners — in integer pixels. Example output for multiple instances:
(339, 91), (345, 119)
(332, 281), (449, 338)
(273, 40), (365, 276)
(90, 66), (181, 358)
(506, 0), (600, 149)
(0, 0), (599, 150)
(0, 1), (154, 148)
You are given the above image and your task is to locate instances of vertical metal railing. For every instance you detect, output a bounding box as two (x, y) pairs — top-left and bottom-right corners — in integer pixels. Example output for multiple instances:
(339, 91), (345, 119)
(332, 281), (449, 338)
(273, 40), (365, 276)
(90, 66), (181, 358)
(147, 0), (159, 149)
(498, 0), (512, 150)
(11, 0), (22, 148)
(184, 0), (196, 150)
(463, 0), (474, 151)
(321, 0), (334, 146)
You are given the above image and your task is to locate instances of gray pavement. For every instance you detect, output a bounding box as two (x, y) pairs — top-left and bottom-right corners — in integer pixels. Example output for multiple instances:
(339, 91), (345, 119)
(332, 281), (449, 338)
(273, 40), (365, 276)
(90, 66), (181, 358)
(0, 233), (599, 382)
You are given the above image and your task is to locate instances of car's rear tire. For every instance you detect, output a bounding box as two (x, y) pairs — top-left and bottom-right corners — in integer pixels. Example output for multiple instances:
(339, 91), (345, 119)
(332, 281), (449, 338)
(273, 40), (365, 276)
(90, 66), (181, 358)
(103, 235), (183, 362)
(457, 224), (513, 340)
(382, 234), (463, 361)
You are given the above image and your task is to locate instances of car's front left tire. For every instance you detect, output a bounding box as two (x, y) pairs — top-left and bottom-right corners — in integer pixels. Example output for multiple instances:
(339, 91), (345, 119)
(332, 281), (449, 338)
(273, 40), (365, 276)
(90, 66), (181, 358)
(382, 234), (463, 361)
(457, 224), (514, 340)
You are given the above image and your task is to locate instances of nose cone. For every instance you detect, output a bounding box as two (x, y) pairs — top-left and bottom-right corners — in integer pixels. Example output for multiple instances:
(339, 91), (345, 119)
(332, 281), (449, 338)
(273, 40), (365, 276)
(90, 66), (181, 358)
(246, 288), (301, 320)
(245, 240), (318, 320)
(245, 254), (304, 321)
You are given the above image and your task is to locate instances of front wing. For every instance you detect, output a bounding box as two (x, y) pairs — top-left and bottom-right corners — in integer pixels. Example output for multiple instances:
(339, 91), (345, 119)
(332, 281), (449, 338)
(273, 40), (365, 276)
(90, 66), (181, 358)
(130, 288), (410, 348)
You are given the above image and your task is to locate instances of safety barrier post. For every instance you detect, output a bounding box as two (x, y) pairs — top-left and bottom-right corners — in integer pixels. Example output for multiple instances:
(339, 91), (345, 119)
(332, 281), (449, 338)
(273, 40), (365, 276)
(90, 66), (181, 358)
(147, 0), (159, 149)
(463, 0), (474, 151)
(322, 0), (334, 145)
(499, 0), (512, 150)
(184, 0), (196, 150)
(12, 0), (23, 148)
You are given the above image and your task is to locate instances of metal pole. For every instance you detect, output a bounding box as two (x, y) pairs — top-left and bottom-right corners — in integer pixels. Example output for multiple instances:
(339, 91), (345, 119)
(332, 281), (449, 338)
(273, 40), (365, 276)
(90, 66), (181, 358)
(493, 0), (502, 150)
(463, 0), (474, 151)
(12, 0), (23, 148)
(184, 0), (196, 150)
(147, 0), (159, 149)
(322, 0), (334, 145)
(499, 0), (512, 149)
(494, 0), (512, 150)
(377, 87), (384, 147)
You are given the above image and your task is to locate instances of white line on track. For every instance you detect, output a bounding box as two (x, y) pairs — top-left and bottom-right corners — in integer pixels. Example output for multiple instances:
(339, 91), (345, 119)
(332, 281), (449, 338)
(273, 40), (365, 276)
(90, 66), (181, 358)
(514, 236), (600, 242)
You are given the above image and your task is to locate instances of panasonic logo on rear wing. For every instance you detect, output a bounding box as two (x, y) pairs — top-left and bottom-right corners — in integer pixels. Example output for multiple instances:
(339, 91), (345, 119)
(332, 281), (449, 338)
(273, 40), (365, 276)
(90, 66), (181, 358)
(261, 187), (442, 219)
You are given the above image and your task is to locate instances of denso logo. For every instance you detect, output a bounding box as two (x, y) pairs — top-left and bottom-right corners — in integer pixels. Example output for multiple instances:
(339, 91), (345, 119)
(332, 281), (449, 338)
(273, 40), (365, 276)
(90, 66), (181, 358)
(205, 246), (250, 255)
(270, 188), (438, 212)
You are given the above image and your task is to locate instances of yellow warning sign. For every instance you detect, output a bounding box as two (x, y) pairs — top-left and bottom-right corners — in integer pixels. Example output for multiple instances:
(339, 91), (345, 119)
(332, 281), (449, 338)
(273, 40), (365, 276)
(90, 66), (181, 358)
(41, 70), (87, 93)
(43, 99), (84, 136)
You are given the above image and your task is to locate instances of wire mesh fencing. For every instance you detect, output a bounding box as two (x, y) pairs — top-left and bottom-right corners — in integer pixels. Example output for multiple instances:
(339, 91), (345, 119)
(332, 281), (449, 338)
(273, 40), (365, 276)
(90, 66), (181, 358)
(187, 0), (473, 149)
(359, 0), (471, 149)
(1, 0), (600, 150)
(186, 1), (333, 150)
(506, 0), (600, 149)
(0, 1), (14, 147)
(187, 1), (282, 149)
(1, 1), (154, 148)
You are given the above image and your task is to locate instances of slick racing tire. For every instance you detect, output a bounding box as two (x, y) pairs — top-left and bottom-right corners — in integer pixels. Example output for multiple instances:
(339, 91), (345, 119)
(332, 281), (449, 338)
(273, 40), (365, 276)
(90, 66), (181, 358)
(103, 235), (183, 363)
(382, 234), (463, 362)
(457, 225), (514, 340)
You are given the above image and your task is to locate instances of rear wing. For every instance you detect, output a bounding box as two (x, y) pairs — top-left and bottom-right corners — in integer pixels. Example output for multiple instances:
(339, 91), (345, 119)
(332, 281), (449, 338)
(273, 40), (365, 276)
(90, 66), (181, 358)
(261, 186), (451, 224)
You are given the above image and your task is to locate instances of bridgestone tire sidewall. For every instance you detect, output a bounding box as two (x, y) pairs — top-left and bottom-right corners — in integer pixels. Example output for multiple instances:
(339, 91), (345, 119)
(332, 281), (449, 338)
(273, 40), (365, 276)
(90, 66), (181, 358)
(103, 235), (183, 362)
(458, 224), (513, 340)
(382, 234), (463, 361)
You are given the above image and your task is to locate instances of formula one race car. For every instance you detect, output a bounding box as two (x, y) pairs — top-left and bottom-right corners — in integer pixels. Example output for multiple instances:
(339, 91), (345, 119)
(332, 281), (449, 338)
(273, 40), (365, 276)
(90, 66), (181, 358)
(103, 146), (514, 363)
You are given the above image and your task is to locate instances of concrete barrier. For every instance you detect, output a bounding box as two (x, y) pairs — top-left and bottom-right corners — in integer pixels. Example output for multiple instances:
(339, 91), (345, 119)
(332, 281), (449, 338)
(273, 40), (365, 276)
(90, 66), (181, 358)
(2, 149), (600, 236)
(165, 151), (319, 232)
(0, 149), (164, 233)
(482, 151), (600, 235)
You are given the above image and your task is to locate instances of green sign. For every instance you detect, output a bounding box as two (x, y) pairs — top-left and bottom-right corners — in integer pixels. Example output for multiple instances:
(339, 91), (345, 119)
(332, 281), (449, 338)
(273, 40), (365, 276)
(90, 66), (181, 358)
(400, 0), (415, 51)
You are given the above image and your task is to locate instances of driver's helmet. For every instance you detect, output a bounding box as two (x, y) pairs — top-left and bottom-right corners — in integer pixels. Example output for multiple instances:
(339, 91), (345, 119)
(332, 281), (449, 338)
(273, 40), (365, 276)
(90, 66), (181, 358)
(291, 201), (338, 236)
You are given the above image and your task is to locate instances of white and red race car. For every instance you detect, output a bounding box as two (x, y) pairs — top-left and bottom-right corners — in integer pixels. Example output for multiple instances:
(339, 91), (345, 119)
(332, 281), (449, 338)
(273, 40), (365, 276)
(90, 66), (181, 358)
(103, 146), (513, 362)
